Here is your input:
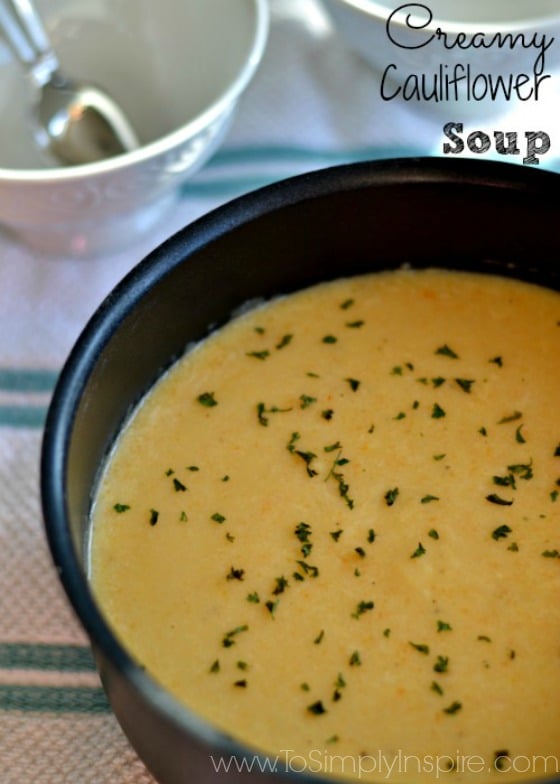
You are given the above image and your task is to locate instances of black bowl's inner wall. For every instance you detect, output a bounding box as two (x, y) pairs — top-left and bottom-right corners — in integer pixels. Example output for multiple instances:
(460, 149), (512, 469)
(66, 174), (560, 576)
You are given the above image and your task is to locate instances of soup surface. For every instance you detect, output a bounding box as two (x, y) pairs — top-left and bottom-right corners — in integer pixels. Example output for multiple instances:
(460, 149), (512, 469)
(90, 268), (560, 782)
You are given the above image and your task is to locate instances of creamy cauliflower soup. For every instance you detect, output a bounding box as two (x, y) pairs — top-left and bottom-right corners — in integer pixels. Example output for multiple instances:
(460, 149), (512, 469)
(90, 268), (560, 782)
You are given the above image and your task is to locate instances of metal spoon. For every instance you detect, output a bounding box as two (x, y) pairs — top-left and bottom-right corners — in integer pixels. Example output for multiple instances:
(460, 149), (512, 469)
(0, 0), (139, 166)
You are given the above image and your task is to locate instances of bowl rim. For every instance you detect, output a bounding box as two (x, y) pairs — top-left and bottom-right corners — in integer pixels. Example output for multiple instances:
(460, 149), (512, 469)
(40, 156), (560, 783)
(0, 0), (269, 183)
(323, 0), (560, 33)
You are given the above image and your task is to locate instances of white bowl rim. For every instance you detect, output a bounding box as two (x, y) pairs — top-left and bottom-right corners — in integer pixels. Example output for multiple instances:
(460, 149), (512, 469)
(326, 0), (560, 34)
(0, 0), (269, 183)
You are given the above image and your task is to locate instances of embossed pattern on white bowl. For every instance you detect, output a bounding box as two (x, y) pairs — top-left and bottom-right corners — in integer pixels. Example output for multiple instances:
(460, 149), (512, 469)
(0, 0), (269, 256)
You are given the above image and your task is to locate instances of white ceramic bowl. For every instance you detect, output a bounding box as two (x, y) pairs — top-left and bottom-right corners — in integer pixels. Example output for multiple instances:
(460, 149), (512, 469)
(320, 0), (560, 115)
(0, 0), (269, 256)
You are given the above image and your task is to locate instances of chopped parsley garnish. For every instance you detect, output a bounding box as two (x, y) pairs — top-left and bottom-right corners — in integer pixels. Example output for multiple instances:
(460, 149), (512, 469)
(330, 530), (343, 542)
(367, 529), (376, 543)
(307, 700), (327, 715)
(349, 651), (362, 666)
(321, 409), (334, 420)
(486, 494), (514, 506)
(295, 522), (312, 557)
(443, 701), (462, 715)
(234, 679), (247, 688)
(222, 625), (248, 648)
(113, 503), (130, 513)
(287, 431), (300, 452)
(322, 335), (337, 344)
(346, 320), (364, 328)
(324, 441), (342, 453)
(272, 576), (289, 595)
(384, 487), (399, 506)
(494, 752), (510, 772)
(411, 542), (426, 559)
(325, 450), (354, 509)
(256, 402), (292, 426)
(489, 356), (503, 367)
(431, 403), (446, 419)
(436, 344), (459, 359)
(345, 378), (360, 391)
(173, 477), (187, 492)
(455, 378), (474, 393)
(287, 432), (318, 477)
(493, 474), (516, 489)
(542, 549), (560, 558)
(197, 391), (218, 407)
(508, 461), (533, 480)
(296, 560), (319, 578)
(209, 659), (220, 673)
(428, 529), (440, 540)
(340, 298), (354, 310)
(300, 394), (317, 409)
(355, 547), (366, 558)
(314, 630), (325, 645)
(492, 524), (512, 540)
(246, 350), (270, 360)
(276, 334), (293, 349)
(434, 655), (449, 673)
(226, 567), (245, 581)
(410, 642), (430, 654)
(437, 621), (452, 632)
(498, 411), (523, 424)
(265, 599), (279, 616)
(421, 494), (439, 504)
(431, 681), (444, 696)
(352, 600), (374, 619)
(515, 425), (526, 444)
(149, 509), (159, 526)
(211, 512), (226, 524)
(333, 673), (346, 699)
(247, 592), (260, 603)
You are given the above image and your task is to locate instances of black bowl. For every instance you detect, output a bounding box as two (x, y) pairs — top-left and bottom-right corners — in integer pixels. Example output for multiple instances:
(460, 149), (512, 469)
(41, 157), (560, 784)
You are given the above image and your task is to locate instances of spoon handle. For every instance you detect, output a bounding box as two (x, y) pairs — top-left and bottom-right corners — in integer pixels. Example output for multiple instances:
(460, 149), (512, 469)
(0, 0), (58, 82)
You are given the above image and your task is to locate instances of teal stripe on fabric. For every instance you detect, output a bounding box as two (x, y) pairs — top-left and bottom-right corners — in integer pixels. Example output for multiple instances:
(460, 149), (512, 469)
(0, 405), (47, 428)
(182, 175), (278, 197)
(0, 685), (110, 714)
(181, 147), (422, 197)
(209, 144), (421, 167)
(0, 643), (95, 672)
(0, 368), (58, 393)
